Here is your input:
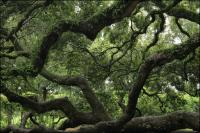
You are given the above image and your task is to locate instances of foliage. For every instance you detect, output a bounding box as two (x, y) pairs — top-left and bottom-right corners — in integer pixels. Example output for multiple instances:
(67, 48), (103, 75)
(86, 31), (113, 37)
(0, 0), (199, 132)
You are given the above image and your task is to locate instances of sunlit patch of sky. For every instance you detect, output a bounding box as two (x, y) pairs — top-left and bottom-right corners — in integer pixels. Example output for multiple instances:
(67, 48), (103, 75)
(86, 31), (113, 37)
(110, 24), (115, 29)
(162, 15), (183, 45)
(100, 32), (104, 40)
(197, 83), (200, 90)
(196, 8), (200, 13)
(128, 19), (138, 31)
(108, 1), (114, 7)
(128, 20), (131, 28)
(162, 14), (172, 36)
(141, 9), (148, 16)
(168, 84), (178, 93)
(18, 86), (21, 90)
(173, 37), (182, 45)
(105, 79), (110, 84)
(75, 5), (81, 14)
(105, 77), (112, 84)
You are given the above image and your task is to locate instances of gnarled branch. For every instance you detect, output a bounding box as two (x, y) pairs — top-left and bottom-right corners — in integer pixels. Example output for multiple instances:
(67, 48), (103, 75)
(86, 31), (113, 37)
(40, 69), (110, 120)
(33, 0), (142, 73)
(124, 111), (199, 133)
(1, 111), (198, 133)
(126, 33), (199, 119)
(153, 0), (200, 25)
(0, 85), (81, 119)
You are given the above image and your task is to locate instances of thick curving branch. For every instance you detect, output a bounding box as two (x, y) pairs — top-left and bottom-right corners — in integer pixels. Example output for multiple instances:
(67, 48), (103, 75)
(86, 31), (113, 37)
(1, 28), (110, 121)
(40, 69), (110, 120)
(1, 111), (199, 133)
(123, 111), (199, 133)
(52, 33), (200, 133)
(153, 0), (200, 25)
(0, 85), (80, 119)
(125, 33), (200, 119)
(32, 0), (142, 73)
(175, 18), (190, 38)
(0, 84), (111, 127)
(167, 8), (200, 25)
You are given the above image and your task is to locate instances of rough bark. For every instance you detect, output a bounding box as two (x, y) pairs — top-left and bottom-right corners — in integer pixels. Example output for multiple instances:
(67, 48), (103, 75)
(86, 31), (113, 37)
(0, 111), (199, 133)
(123, 111), (199, 133)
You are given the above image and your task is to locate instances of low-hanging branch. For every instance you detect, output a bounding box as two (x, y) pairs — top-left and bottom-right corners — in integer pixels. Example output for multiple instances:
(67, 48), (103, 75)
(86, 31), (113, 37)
(0, 85), (79, 118)
(0, 84), (110, 128)
(123, 111), (199, 133)
(0, 111), (198, 133)
(40, 69), (110, 120)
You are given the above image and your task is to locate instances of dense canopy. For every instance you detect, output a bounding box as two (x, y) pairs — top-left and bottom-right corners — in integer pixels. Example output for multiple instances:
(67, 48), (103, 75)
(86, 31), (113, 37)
(0, 0), (199, 133)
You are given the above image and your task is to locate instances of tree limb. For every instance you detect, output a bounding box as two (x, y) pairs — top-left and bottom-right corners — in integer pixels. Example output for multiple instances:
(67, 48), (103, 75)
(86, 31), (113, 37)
(153, 0), (200, 25)
(145, 13), (165, 52)
(0, 84), (111, 128)
(40, 69), (110, 120)
(175, 18), (190, 38)
(0, 85), (81, 119)
(167, 8), (200, 25)
(125, 33), (199, 119)
(32, 0), (142, 73)
(1, 28), (110, 121)
(1, 111), (199, 133)
(123, 111), (199, 133)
